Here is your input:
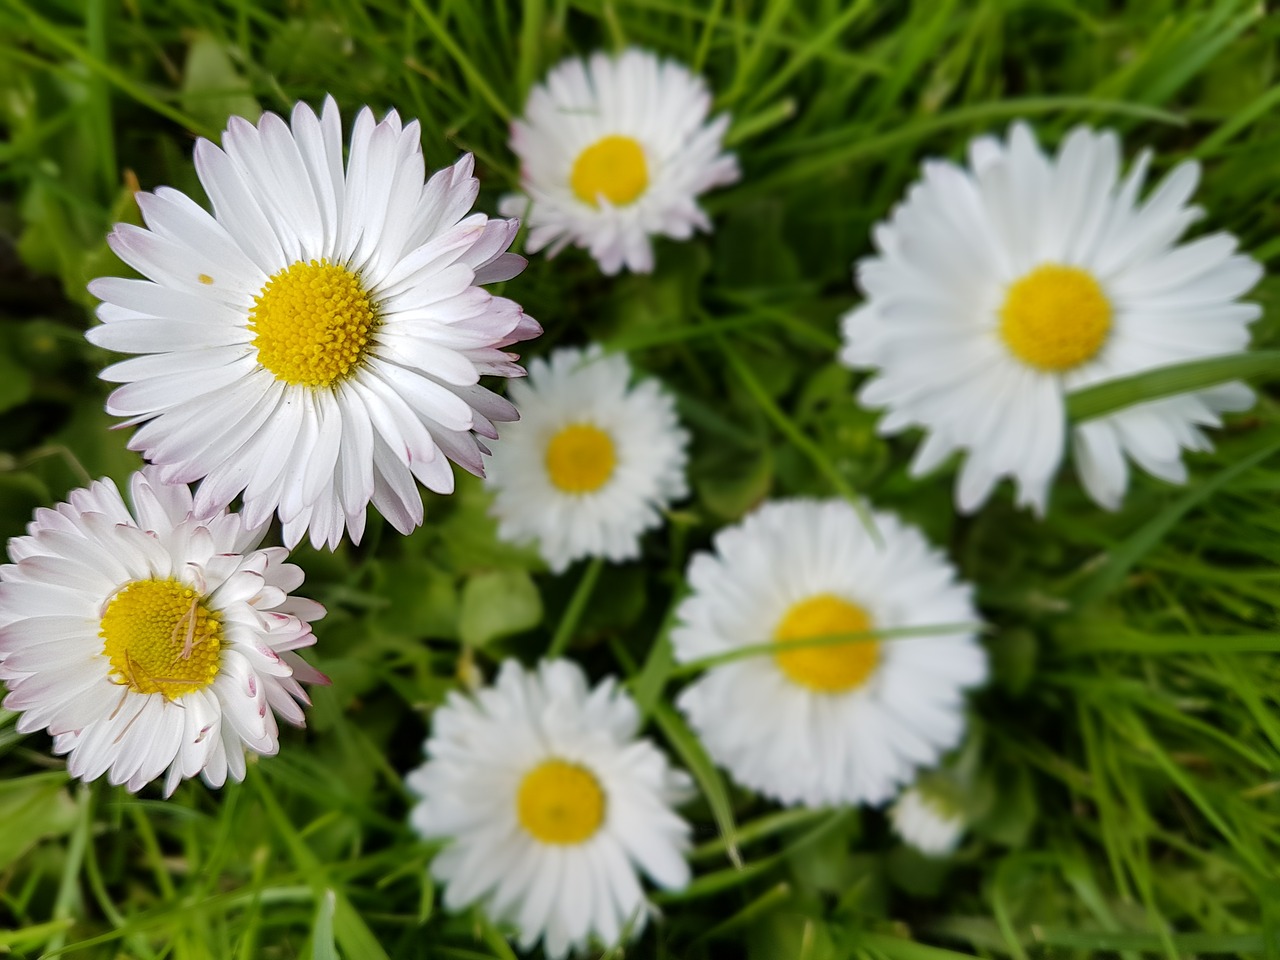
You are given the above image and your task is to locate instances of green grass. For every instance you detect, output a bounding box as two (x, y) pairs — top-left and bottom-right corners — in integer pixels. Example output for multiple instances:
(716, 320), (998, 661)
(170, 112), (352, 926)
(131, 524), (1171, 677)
(2, 0), (1280, 957)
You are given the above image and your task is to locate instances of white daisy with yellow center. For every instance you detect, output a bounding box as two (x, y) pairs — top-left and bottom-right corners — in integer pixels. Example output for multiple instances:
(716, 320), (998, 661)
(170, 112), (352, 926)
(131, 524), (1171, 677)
(841, 123), (1261, 514)
(0, 468), (327, 795)
(500, 47), (740, 275)
(671, 500), (986, 808)
(485, 345), (689, 572)
(407, 659), (692, 959)
(87, 97), (540, 550)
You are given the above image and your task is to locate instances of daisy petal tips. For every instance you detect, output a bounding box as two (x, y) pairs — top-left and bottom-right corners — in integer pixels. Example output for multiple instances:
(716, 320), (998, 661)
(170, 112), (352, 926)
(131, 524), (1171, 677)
(840, 122), (1261, 515)
(87, 97), (541, 550)
(671, 499), (986, 809)
(501, 47), (740, 275)
(0, 467), (327, 796)
(407, 659), (692, 959)
(485, 345), (690, 573)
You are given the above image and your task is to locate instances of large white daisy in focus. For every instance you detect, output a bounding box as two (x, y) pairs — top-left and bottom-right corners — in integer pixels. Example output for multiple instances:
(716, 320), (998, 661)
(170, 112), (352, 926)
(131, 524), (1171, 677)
(0, 468), (327, 795)
(501, 47), (740, 275)
(841, 122), (1262, 514)
(407, 659), (691, 959)
(672, 500), (986, 808)
(485, 345), (689, 573)
(87, 97), (540, 550)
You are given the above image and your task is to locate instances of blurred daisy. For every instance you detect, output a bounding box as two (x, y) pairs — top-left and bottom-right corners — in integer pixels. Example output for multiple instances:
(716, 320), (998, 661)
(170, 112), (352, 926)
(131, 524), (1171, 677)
(407, 658), (691, 959)
(889, 784), (966, 857)
(501, 47), (740, 274)
(485, 345), (688, 572)
(88, 97), (540, 550)
(841, 122), (1261, 514)
(0, 468), (326, 795)
(672, 500), (986, 808)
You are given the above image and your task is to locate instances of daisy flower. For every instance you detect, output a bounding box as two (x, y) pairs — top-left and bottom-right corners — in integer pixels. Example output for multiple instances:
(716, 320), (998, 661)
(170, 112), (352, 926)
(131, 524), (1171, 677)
(407, 659), (691, 959)
(671, 500), (986, 808)
(889, 784), (966, 857)
(485, 345), (689, 573)
(0, 467), (326, 795)
(841, 122), (1261, 514)
(87, 97), (540, 550)
(501, 47), (740, 274)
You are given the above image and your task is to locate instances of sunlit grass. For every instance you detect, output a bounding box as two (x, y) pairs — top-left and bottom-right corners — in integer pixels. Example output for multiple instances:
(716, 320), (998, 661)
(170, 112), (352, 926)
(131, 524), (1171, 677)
(1, 0), (1280, 957)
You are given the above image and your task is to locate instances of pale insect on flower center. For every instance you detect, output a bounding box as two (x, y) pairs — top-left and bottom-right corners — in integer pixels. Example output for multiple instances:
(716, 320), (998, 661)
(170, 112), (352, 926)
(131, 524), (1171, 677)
(570, 135), (649, 208)
(99, 578), (222, 698)
(517, 759), (606, 844)
(248, 259), (378, 387)
(999, 263), (1112, 372)
(545, 423), (617, 494)
(773, 593), (880, 693)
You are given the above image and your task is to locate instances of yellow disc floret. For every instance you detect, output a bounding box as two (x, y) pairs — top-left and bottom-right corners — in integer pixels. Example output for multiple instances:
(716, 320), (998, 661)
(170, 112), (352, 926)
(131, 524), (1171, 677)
(100, 578), (222, 699)
(570, 135), (649, 207)
(773, 593), (879, 693)
(248, 259), (377, 387)
(545, 423), (617, 494)
(517, 759), (606, 844)
(999, 263), (1112, 372)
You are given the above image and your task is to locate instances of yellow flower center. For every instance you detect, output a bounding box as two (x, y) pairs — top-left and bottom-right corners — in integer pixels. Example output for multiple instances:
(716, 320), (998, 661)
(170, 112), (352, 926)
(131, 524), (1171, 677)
(516, 759), (605, 845)
(570, 135), (649, 207)
(99, 578), (222, 699)
(545, 423), (617, 494)
(773, 593), (879, 693)
(248, 259), (378, 387)
(999, 264), (1112, 372)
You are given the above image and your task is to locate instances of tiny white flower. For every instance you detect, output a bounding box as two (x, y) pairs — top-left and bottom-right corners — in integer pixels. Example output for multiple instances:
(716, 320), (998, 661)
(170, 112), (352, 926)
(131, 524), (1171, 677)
(841, 122), (1261, 514)
(672, 499), (986, 808)
(485, 345), (689, 573)
(0, 468), (327, 795)
(889, 785), (966, 857)
(88, 97), (540, 550)
(407, 659), (691, 959)
(502, 47), (740, 274)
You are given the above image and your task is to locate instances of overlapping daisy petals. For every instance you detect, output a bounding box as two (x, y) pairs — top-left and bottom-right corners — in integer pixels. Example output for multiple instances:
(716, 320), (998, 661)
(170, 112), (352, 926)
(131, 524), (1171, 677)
(408, 659), (691, 959)
(841, 122), (1261, 514)
(502, 47), (740, 274)
(87, 97), (540, 550)
(0, 467), (326, 796)
(672, 500), (986, 808)
(486, 345), (689, 572)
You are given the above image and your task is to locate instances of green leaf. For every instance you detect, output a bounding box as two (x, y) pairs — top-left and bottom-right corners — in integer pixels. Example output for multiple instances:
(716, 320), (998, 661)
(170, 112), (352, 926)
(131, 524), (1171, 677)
(310, 890), (338, 960)
(181, 33), (261, 132)
(458, 570), (543, 647)
(653, 702), (742, 867)
(0, 773), (75, 871)
(1066, 351), (1280, 423)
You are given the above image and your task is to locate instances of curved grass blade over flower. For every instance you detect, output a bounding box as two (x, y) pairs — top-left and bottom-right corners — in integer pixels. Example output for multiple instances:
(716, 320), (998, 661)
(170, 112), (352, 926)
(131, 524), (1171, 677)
(485, 345), (689, 573)
(87, 97), (541, 550)
(407, 659), (692, 960)
(671, 499), (986, 808)
(0, 467), (327, 796)
(501, 47), (740, 275)
(841, 122), (1262, 515)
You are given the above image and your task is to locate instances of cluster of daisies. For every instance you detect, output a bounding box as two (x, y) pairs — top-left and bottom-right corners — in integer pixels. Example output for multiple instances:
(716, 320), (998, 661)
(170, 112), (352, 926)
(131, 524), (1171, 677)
(0, 41), (1263, 960)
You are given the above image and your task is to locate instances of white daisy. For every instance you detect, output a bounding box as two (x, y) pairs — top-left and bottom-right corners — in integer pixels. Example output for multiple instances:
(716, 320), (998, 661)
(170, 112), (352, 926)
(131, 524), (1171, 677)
(0, 467), (327, 796)
(841, 122), (1261, 514)
(87, 96), (541, 550)
(485, 345), (689, 573)
(407, 658), (691, 959)
(889, 784), (966, 857)
(671, 500), (986, 808)
(501, 47), (740, 275)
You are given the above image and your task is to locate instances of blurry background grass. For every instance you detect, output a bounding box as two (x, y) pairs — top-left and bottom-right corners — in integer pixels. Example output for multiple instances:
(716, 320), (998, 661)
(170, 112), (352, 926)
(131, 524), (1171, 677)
(2, 0), (1280, 957)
